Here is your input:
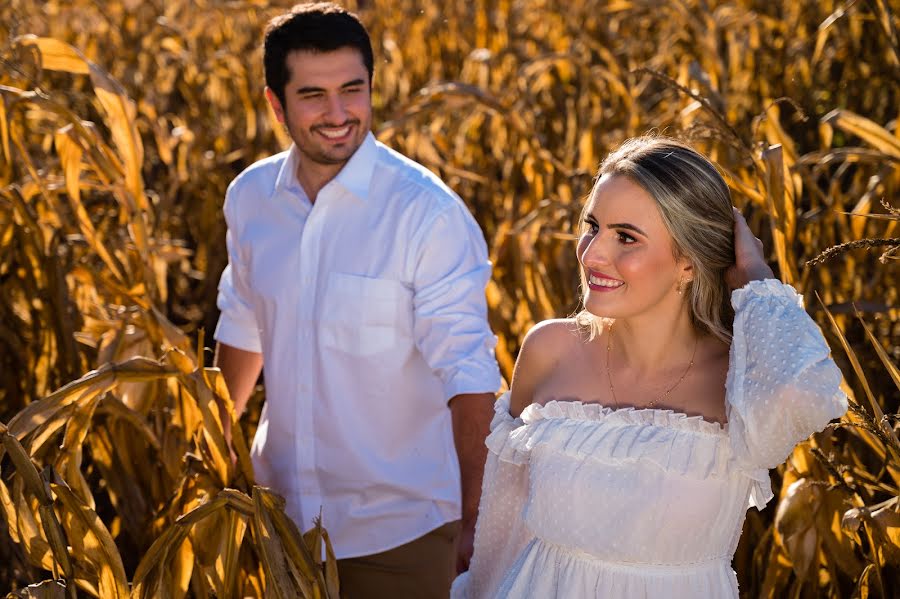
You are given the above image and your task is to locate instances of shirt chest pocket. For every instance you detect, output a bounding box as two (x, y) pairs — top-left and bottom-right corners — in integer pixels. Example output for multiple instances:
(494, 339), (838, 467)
(320, 272), (414, 357)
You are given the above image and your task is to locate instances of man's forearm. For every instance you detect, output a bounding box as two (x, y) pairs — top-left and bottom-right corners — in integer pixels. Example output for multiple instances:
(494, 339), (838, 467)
(449, 392), (495, 526)
(213, 342), (263, 442)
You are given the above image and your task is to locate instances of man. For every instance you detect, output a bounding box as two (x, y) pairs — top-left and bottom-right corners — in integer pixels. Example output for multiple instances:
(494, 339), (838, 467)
(213, 3), (501, 597)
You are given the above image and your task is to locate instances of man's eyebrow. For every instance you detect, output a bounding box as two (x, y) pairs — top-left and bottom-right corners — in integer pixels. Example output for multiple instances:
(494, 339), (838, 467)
(294, 79), (366, 95)
(606, 222), (647, 236)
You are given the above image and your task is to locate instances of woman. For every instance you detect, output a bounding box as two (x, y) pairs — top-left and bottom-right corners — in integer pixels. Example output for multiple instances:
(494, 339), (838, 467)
(453, 137), (847, 598)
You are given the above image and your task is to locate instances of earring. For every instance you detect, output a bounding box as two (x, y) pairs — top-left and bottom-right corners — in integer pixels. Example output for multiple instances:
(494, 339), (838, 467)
(677, 278), (689, 294)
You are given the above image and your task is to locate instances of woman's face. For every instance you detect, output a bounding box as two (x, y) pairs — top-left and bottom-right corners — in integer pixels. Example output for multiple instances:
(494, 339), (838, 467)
(577, 174), (692, 320)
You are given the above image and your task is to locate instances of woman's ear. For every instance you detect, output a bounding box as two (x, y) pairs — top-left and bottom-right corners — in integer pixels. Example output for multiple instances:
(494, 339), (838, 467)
(678, 257), (694, 283)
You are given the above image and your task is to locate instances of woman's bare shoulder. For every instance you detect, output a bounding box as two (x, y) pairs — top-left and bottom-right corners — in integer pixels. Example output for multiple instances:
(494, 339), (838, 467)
(509, 318), (585, 417)
(526, 317), (584, 344)
(519, 318), (586, 369)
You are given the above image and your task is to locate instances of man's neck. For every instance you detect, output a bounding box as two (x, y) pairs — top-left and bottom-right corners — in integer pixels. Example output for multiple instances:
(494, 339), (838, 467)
(295, 159), (344, 203)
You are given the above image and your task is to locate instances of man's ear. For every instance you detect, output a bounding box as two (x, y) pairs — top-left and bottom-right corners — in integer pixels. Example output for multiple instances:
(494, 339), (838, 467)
(265, 87), (286, 125)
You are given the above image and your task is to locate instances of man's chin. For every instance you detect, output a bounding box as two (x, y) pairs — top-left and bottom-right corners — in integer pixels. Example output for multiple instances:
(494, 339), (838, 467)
(310, 144), (360, 165)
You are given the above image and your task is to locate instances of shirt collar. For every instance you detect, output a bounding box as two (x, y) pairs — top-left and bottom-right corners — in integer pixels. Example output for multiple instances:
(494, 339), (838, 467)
(274, 144), (297, 192)
(274, 132), (377, 202)
(331, 131), (377, 202)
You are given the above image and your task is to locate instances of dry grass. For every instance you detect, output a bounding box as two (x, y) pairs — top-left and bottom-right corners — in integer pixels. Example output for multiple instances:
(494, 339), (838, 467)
(0, 0), (898, 596)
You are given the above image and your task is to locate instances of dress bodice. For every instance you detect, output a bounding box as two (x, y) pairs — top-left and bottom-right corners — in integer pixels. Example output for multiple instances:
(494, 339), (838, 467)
(495, 399), (750, 565)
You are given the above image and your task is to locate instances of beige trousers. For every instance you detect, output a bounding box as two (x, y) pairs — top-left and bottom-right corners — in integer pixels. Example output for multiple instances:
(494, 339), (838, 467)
(337, 520), (461, 599)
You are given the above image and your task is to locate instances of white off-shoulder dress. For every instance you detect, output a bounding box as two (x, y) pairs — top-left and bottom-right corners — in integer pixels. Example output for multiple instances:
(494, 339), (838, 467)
(452, 280), (848, 598)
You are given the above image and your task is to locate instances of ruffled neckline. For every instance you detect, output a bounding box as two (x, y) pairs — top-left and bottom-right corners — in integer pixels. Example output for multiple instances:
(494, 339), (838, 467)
(520, 398), (728, 436)
(487, 392), (730, 469)
(490, 392), (727, 437)
(487, 392), (773, 509)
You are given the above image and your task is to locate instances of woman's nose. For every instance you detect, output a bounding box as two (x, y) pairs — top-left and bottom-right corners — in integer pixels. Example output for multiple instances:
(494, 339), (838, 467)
(580, 235), (610, 268)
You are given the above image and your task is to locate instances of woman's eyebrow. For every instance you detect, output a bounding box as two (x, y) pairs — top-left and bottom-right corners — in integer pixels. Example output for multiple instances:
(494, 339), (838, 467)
(606, 222), (647, 236)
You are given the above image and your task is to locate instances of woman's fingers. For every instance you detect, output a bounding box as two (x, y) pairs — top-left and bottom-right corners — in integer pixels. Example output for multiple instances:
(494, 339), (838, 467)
(733, 208), (754, 251)
(732, 207), (764, 260)
(728, 207), (774, 287)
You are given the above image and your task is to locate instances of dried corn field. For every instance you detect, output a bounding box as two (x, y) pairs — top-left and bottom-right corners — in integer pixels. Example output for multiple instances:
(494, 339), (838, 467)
(0, 0), (898, 597)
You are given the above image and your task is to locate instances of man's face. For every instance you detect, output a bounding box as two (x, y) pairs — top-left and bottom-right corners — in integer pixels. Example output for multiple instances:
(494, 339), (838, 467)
(267, 47), (372, 170)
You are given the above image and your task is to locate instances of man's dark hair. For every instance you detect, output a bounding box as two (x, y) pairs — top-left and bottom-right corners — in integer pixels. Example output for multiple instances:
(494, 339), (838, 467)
(264, 2), (374, 106)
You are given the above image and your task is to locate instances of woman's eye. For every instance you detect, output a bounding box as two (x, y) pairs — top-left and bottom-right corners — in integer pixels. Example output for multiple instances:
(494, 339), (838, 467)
(583, 219), (599, 234)
(616, 231), (636, 244)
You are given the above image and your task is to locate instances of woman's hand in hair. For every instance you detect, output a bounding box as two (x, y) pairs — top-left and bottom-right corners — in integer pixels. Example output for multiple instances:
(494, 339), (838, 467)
(725, 208), (775, 290)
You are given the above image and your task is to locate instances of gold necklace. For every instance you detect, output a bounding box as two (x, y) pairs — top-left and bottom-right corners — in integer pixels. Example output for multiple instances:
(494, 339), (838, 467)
(605, 325), (698, 410)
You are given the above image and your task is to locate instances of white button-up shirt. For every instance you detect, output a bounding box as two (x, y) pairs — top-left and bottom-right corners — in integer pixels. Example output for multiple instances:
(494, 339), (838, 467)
(215, 132), (502, 558)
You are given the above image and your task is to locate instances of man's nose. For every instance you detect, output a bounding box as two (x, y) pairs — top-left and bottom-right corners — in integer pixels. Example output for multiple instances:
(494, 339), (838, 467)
(324, 93), (349, 123)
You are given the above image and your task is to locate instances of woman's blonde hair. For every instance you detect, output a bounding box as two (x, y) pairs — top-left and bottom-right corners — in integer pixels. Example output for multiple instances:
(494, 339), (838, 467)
(575, 136), (736, 342)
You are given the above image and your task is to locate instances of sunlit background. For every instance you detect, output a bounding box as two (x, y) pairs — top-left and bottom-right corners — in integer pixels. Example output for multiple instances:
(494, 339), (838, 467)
(0, 0), (898, 596)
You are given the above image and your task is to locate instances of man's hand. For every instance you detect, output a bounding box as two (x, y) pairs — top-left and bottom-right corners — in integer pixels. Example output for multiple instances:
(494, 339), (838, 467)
(725, 208), (775, 290)
(456, 520), (476, 574)
(213, 343), (263, 459)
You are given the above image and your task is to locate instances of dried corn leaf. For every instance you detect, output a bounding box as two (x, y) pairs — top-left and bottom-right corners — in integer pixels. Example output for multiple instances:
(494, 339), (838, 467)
(50, 482), (128, 599)
(5, 579), (68, 599)
(15, 36), (90, 75)
(822, 109), (900, 160)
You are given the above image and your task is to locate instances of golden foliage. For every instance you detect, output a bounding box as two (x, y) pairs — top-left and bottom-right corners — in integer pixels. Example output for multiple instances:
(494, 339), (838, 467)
(0, 0), (898, 597)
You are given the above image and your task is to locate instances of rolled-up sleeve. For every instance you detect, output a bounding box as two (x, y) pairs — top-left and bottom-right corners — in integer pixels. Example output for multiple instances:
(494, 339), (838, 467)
(412, 202), (502, 401)
(214, 184), (262, 353)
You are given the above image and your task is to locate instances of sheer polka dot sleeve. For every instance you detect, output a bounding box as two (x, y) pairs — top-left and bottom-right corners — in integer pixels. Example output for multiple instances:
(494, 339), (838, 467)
(726, 279), (848, 476)
(452, 393), (534, 599)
